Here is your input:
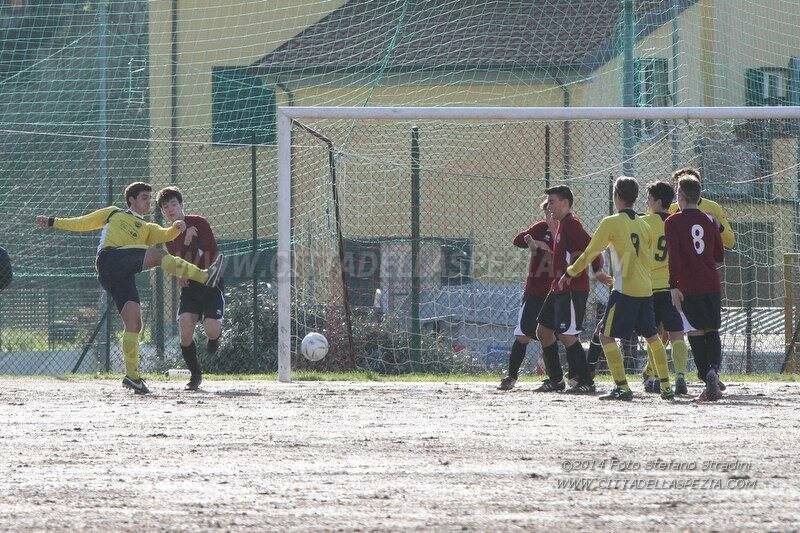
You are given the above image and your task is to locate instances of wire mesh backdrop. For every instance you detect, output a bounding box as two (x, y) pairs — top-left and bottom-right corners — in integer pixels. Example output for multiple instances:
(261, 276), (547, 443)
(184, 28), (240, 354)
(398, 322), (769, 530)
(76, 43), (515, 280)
(0, 127), (277, 375)
(286, 114), (800, 376)
(2, 0), (800, 376)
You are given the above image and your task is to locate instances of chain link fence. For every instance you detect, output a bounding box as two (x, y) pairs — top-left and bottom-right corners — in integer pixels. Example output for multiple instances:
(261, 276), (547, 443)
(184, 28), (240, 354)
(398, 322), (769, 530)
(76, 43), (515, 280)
(1, 118), (798, 375)
(0, 126), (276, 375)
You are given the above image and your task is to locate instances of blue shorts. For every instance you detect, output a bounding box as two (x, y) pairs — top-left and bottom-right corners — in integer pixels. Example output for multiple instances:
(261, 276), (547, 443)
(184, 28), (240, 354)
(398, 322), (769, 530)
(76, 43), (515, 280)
(601, 291), (657, 340)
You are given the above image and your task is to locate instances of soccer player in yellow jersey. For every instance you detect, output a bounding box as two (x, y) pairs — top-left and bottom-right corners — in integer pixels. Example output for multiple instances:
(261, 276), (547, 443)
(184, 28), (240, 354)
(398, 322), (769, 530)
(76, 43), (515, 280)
(559, 177), (674, 400)
(668, 167), (735, 250)
(640, 182), (690, 395)
(35, 182), (224, 394)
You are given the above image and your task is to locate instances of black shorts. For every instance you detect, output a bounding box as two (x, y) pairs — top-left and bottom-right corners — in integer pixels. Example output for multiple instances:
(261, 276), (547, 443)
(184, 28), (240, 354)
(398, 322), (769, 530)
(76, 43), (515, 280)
(178, 281), (225, 320)
(653, 290), (683, 333)
(537, 291), (587, 335)
(514, 295), (545, 337)
(601, 291), (657, 340)
(680, 292), (721, 332)
(96, 248), (146, 313)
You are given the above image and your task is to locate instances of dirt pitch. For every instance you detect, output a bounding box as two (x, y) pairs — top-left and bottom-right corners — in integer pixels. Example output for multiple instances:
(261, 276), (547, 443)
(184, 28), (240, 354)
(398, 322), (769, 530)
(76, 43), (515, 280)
(1, 378), (799, 532)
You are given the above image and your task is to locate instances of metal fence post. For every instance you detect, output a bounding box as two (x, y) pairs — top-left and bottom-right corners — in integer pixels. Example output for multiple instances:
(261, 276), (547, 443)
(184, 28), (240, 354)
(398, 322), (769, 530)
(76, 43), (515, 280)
(410, 126), (421, 372)
(251, 132), (259, 364)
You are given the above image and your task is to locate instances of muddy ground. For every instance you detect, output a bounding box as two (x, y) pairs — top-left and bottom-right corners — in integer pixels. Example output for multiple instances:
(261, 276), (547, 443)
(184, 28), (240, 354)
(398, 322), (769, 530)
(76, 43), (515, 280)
(1, 378), (798, 531)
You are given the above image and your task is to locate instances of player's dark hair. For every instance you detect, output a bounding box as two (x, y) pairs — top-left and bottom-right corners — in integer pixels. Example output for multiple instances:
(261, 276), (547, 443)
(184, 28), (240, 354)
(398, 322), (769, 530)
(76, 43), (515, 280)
(677, 176), (702, 204)
(544, 185), (573, 207)
(124, 182), (152, 207)
(156, 186), (183, 208)
(614, 176), (639, 206)
(672, 166), (701, 184)
(646, 181), (675, 210)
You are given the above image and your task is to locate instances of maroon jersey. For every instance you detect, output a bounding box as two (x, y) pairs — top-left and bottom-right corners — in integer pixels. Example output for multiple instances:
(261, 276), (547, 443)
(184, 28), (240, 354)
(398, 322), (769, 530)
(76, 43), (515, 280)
(513, 220), (554, 298)
(165, 214), (219, 269)
(551, 212), (602, 294)
(665, 208), (724, 295)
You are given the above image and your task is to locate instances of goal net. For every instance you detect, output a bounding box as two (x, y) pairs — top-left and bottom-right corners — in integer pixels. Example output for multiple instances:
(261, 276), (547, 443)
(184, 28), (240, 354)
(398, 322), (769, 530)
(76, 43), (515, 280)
(279, 106), (800, 381)
(2, 0), (800, 377)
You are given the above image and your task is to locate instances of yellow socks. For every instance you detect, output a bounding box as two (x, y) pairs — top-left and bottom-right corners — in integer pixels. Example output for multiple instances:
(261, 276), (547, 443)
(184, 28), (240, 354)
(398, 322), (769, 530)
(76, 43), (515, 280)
(161, 254), (208, 283)
(122, 331), (140, 380)
(647, 337), (671, 392)
(602, 342), (629, 391)
(671, 339), (688, 376)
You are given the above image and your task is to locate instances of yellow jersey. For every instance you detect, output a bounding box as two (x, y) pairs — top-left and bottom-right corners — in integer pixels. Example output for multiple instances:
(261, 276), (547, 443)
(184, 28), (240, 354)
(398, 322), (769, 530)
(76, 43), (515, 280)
(567, 209), (654, 297)
(640, 212), (670, 291)
(668, 197), (734, 249)
(53, 206), (181, 252)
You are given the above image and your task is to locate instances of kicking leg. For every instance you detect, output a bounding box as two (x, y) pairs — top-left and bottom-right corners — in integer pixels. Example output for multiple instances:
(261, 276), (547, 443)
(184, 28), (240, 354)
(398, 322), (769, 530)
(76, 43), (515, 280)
(143, 247), (216, 285)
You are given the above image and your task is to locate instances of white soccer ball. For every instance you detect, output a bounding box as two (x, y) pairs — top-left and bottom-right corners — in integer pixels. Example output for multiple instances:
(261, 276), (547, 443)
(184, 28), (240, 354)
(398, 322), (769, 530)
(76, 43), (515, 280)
(301, 332), (329, 361)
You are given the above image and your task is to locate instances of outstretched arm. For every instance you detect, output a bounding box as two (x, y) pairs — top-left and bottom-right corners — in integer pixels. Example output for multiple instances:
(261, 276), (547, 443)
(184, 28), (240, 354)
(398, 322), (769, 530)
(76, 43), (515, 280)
(145, 220), (184, 246)
(566, 220), (611, 278)
(36, 207), (118, 233)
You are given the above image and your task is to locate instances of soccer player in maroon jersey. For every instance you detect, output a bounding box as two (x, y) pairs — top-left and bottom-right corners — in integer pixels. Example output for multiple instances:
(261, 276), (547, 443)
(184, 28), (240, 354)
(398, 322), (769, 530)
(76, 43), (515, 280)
(157, 187), (225, 391)
(535, 185), (603, 393)
(498, 199), (556, 390)
(665, 176), (725, 401)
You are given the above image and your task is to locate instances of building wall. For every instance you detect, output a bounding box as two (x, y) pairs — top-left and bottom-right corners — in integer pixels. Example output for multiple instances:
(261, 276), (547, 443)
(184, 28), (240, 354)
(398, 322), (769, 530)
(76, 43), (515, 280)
(147, 0), (799, 299)
(147, 0), (349, 242)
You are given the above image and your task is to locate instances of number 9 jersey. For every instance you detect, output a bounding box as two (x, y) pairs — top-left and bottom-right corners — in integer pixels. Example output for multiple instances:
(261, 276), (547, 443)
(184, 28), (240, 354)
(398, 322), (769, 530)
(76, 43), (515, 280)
(566, 208), (655, 297)
(640, 212), (670, 291)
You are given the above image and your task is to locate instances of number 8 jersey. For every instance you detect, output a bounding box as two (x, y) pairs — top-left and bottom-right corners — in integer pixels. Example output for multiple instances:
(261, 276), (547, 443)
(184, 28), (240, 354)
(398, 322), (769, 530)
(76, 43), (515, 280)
(664, 208), (724, 295)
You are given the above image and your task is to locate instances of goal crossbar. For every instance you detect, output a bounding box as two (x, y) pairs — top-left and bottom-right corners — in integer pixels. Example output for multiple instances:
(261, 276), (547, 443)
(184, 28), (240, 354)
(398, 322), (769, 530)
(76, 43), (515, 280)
(276, 106), (800, 382)
(279, 105), (800, 121)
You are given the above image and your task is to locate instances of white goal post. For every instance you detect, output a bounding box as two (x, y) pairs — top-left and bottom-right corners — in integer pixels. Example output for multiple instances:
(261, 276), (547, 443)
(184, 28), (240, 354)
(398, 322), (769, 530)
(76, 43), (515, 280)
(277, 106), (800, 382)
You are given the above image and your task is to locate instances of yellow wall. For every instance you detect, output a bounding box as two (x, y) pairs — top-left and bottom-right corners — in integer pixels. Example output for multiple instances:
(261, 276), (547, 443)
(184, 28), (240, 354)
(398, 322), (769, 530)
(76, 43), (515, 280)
(712, 0), (800, 106)
(147, 0), (349, 242)
(147, 0), (799, 290)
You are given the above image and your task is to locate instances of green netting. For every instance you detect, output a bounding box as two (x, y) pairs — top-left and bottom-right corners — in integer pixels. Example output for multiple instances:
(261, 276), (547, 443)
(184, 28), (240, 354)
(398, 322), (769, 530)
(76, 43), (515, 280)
(0, 0), (799, 375)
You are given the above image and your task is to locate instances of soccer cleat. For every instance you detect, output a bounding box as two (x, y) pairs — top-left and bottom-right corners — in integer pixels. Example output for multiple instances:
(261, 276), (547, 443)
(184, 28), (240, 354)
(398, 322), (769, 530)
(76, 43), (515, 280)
(497, 376), (517, 391)
(185, 374), (203, 391)
(565, 382), (597, 395)
(660, 387), (675, 401)
(718, 381), (727, 391)
(599, 387), (633, 401)
(205, 254), (225, 287)
(674, 375), (688, 395)
(643, 377), (659, 394)
(705, 369), (722, 401)
(533, 378), (566, 393)
(122, 376), (151, 395)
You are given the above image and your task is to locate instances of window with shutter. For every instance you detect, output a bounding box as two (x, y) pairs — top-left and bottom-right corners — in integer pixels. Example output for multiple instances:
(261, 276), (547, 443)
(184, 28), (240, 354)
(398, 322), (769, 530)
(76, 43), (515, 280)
(745, 67), (789, 106)
(633, 58), (670, 139)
